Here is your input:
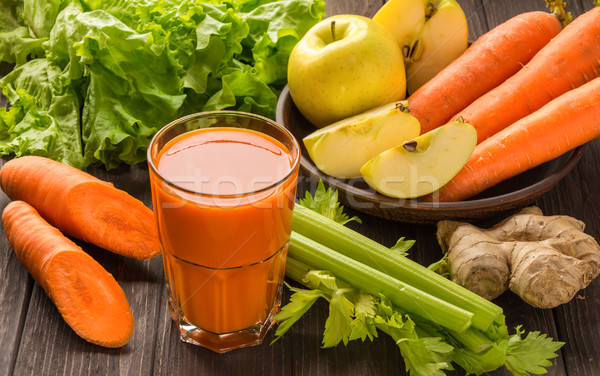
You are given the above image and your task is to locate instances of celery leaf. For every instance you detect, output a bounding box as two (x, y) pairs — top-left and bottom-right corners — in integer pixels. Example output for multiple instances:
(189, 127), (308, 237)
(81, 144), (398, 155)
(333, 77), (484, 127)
(300, 269), (378, 345)
(374, 297), (454, 376)
(303, 269), (339, 292)
(272, 284), (327, 344)
(349, 291), (378, 342)
(427, 253), (450, 278)
(390, 237), (415, 257)
(504, 326), (564, 376)
(450, 341), (508, 375)
(322, 289), (355, 347)
(299, 180), (361, 225)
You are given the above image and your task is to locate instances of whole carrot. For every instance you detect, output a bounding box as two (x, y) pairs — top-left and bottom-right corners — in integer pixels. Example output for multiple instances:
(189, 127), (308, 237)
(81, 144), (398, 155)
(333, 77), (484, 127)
(0, 156), (161, 260)
(2, 200), (135, 347)
(434, 75), (600, 202)
(408, 11), (562, 134)
(455, 6), (600, 143)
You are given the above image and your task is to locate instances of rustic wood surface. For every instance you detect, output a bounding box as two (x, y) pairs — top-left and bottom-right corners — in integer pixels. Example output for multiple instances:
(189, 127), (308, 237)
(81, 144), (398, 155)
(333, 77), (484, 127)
(1, 0), (599, 375)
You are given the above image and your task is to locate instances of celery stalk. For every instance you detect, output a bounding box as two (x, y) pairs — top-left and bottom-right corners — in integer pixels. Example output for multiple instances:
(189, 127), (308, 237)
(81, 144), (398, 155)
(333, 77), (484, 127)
(292, 204), (502, 332)
(285, 256), (312, 282)
(286, 253), (494, 355)
(288, 232), (474, 333)
(281, 186), (563, 375)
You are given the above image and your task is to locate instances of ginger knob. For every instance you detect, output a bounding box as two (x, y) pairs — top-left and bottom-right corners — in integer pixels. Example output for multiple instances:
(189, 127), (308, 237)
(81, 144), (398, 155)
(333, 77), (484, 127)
(436, 207), (600, 308)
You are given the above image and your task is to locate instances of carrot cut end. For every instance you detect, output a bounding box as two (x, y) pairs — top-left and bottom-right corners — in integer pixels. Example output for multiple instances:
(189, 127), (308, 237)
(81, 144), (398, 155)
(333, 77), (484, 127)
(45, 251), (135, 348)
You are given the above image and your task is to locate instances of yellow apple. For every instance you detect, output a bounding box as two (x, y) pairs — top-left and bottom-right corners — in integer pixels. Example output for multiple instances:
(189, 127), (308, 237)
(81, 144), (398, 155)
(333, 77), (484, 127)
(287, 15), (406, 128)
(360, 120), (476, 199)
(373, 0), (468, 94)
(303, 101), (420, 179)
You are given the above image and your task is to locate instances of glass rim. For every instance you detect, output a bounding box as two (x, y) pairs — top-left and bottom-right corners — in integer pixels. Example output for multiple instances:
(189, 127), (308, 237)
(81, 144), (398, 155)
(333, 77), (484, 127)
(147, 110), (301, 198)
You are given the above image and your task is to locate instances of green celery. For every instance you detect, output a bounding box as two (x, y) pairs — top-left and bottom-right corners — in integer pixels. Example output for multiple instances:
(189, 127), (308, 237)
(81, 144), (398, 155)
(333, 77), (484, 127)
(281, 185), (563, 375)
(287, 252), (498, 355)
(292, 204), (502, 332)
(284, 254), (557, 375)
(279, 257), (456, 375)
(285, 256), (312, 282)
(288, 232), (474, 334)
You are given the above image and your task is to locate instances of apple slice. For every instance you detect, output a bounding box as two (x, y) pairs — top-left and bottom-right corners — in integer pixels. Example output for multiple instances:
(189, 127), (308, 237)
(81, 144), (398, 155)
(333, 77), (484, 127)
(405, 0), (469, 94)
(303, 101), (420, 179)
(373, 0), (468, 95)
(372, 0), (426, 56)
(360, 120), (476, 198)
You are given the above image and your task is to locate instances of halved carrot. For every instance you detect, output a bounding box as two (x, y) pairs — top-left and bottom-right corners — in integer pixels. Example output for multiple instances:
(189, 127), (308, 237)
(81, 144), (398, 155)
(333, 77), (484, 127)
(455, 6), (600, 143)
(434, 75), (600, 202)
(408, 11), (562, 134)
(2, 200), (134, 347)
(0, 156), (161, 260)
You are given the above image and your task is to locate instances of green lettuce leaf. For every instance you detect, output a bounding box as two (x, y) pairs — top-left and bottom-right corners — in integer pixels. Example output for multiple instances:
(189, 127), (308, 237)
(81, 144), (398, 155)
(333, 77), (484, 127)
(0, 0), (325, 169)
(23, 0), (66, 38)
(0, 27), (46, 66)
(0, 58), (84, 168)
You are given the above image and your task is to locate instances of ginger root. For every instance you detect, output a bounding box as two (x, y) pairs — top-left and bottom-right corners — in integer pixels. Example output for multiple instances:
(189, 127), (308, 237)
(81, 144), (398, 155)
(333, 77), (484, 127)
(436, 207), (600, 308)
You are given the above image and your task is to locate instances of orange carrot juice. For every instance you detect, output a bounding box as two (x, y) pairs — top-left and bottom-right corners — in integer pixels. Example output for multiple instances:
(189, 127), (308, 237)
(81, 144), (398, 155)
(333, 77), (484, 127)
(147, 112), (299, 353)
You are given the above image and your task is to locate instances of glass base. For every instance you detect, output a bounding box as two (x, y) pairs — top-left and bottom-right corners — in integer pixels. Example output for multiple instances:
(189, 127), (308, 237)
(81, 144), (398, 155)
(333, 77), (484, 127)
(170, 302), (281, 353)
(166, 283), (283, 354)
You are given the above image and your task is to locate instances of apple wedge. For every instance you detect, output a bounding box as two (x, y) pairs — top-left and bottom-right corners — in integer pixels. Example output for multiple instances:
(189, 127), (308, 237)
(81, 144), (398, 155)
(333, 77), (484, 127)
(303, 101), (420, 179)
(372, 0), (426, 55)
(360, 120), (476, 198)
(373, 0), (468, 94)
(405, 0), (468, 94)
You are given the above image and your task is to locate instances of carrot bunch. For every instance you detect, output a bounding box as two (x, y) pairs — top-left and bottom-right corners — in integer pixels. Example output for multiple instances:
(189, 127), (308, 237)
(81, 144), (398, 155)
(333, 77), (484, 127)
(437, 75), (600, 202)
(408, 11), (562, 134)
(0, 156), (163, 347)
(412, 6), (600, 201)
(454, 6), (600, 144)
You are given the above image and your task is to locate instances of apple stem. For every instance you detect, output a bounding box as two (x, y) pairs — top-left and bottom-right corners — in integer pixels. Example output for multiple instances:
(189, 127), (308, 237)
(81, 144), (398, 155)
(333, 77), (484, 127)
(331, 20), (336, 42)
(425, 2), (437, 20)
(395, 102), (411, 114)
(403, 140), (418, 152)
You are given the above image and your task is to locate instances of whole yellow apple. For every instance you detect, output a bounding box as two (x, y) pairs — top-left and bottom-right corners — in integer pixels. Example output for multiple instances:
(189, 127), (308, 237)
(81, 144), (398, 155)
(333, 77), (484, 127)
(287, 15), (406, 128)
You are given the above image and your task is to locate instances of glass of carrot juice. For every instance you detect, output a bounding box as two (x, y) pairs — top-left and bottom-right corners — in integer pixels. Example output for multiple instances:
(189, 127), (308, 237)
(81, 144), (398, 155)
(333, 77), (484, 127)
(147, 111), (300, 353)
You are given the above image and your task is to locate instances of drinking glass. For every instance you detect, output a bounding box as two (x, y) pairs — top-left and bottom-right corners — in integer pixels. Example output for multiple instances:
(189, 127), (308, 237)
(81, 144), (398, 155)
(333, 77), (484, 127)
(147, 111), (300, 353)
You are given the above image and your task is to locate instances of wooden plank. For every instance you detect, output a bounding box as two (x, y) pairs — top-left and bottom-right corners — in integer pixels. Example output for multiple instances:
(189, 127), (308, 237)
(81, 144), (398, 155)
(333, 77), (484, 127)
(481, 0), (588, 24)
(325, 0), (384, 17)
(0, 63), (32, 376)
(0, 187), (34, 376)
(459, 0), (490, 41)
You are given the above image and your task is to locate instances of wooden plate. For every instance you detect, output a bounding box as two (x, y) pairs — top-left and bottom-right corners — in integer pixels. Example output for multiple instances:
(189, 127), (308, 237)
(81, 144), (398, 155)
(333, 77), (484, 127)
(276, 85), (585, 224)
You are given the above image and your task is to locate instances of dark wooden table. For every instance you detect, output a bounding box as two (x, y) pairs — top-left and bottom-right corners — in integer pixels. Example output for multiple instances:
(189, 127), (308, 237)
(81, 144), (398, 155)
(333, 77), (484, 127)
(1, 1), (599, 375)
